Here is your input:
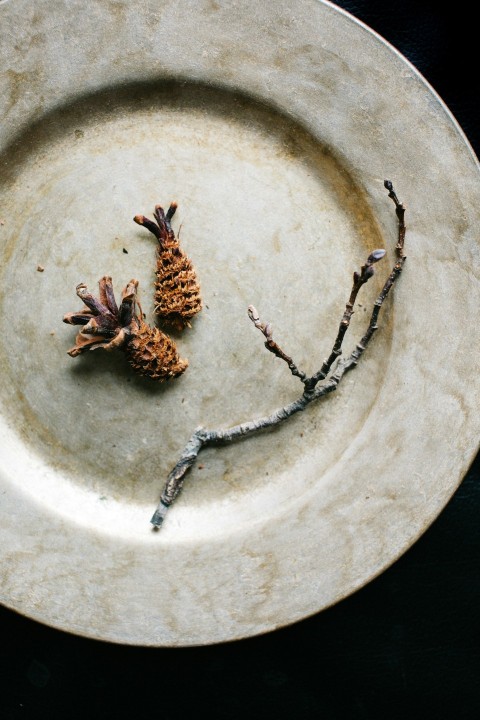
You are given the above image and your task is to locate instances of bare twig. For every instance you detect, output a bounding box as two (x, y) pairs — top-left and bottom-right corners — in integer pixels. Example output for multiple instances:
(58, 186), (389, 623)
(346, 180), (406, 369)
(304, 247), (385, 392)
(248, 305), (308, 382)
(248, 250), (386, 393)
(151, 181), (407, 528)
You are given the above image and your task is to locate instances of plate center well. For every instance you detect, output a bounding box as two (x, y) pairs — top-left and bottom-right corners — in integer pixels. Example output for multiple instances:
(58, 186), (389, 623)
(0, 82), (391, 525)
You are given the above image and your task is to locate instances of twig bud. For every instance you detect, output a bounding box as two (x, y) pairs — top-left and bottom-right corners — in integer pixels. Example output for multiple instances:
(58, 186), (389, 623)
(384, 180), (403, 212)
(367, 249), (386, 264)
(248, 305), (259, 324)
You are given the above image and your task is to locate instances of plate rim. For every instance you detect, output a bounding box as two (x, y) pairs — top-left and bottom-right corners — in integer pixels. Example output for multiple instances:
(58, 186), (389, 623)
(0, 0), (479, 646)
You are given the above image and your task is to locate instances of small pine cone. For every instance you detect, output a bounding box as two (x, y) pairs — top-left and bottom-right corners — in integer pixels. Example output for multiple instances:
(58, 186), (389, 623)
(134, 203), (202, 330)
(125, 319), (188, 380)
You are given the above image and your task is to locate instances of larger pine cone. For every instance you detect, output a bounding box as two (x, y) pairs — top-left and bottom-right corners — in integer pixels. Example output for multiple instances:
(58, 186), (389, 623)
(63, 277), (188, 381)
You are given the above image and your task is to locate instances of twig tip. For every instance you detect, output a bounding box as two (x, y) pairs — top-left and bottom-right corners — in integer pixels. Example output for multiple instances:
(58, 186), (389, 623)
(150, 502), (170, 529)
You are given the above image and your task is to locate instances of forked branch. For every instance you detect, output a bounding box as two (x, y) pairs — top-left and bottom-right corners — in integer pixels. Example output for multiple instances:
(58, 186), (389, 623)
(151, 180), (407, 528)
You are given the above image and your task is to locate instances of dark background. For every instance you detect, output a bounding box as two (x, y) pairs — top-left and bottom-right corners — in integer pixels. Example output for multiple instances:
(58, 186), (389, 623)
(1, 2), (478, 718)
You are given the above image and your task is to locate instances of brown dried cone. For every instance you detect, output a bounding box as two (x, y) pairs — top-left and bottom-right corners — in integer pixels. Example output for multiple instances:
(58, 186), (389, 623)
(133, 202), (202, 330)
(63, 276), (188, 380)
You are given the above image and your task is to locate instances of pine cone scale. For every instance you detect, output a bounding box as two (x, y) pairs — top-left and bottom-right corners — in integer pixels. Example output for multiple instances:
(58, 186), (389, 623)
(126, 320), (188, 380)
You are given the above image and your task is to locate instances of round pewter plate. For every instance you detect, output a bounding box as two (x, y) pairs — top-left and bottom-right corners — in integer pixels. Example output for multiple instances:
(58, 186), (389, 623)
(0, 0), (478, 646)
